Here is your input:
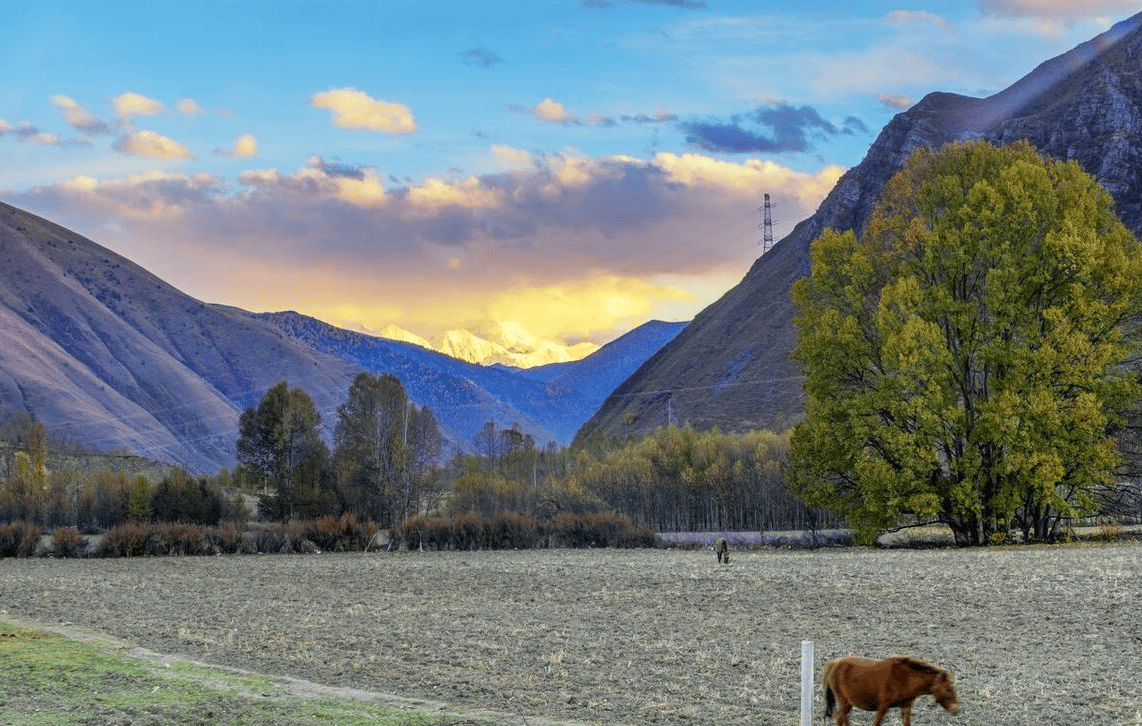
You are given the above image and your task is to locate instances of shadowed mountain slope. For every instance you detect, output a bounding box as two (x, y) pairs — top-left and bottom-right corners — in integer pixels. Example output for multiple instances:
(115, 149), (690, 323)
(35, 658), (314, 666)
(0, 201), (360, 473)
(577, 12), (1142, 443)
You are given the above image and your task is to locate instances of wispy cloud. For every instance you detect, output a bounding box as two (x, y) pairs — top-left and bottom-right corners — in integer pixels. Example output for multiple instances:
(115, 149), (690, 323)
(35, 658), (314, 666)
(176, 98), (204, 115)
(51, 95), (114, 135)
(310, 88), (418, 134)
(980, 0), (1139, 22)
(886, 10), (951, 28)
(461, 47), (504, 68)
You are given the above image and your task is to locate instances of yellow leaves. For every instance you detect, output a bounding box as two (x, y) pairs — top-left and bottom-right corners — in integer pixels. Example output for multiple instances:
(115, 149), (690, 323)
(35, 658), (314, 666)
(792, 139), (1142, 543)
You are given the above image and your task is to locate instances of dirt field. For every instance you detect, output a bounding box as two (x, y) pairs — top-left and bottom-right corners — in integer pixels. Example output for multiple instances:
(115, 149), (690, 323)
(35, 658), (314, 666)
(1, 544), (1139, 726)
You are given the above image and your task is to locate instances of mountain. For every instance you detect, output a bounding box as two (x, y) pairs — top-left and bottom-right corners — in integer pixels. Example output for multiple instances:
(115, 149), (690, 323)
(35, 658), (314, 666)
(432, 324), (598, 368)
(253, 312), (685, 447)
(0, 203), (681, 473)
(0, 201), (360, 474)
(577, 12), (1142, 443)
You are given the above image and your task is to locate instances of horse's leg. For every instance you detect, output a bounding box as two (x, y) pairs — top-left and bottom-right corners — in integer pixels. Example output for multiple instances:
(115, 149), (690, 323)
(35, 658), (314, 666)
(901, 702), (913, 726)
(837, 703), (852, 726)
(871, 706), (888, 726)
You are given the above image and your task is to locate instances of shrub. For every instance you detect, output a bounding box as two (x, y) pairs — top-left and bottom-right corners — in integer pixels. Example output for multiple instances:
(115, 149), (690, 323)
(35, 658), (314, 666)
(452, 512), (487, 550)
(51, 526), (85, 558)
(491, 511), (538, 549)
(98, 522), (150, 557)
(0, 521), (42, 557)
(212, 522), (245, 554)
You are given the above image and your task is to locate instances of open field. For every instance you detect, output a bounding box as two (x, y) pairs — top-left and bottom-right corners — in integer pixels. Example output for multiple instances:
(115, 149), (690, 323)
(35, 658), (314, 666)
(1, 544), (1139, 725)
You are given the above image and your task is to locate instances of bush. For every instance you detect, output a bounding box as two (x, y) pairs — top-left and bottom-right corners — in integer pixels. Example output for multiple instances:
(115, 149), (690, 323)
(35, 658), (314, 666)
(98, 522), (150, 557)
(0, 521), (42, 557)
(51, 526), (85, 558)
(212, 522), (246, 554)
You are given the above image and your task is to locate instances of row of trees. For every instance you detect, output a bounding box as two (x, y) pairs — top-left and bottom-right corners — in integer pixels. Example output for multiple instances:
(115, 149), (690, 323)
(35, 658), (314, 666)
(236, 373), (442, 525)
(0, 463), (242, 532)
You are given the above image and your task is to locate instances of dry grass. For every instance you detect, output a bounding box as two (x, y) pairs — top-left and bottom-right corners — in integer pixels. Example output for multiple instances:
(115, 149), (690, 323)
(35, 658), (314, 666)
(0, 544), (1139, 725)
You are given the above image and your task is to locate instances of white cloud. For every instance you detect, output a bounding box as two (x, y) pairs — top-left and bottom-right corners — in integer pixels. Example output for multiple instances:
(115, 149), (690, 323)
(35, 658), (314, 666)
(214, 133), (258, 158)
(878, 93), (913, 111)
(113, 130), (194, 159)
(533, 98), (577, 124)
(310, 88), (418, 134)
(112, 92), (165, 120)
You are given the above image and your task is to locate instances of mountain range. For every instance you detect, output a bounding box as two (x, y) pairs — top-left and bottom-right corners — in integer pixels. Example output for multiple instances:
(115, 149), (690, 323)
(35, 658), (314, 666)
(578, 11), (1142, 443)
(0, 201), (683, 473)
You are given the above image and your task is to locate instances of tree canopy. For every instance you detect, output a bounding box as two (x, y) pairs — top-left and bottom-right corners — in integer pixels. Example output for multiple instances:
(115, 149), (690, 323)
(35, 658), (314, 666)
(236, 381), (329, 521)
(790, 140), (1142, 545)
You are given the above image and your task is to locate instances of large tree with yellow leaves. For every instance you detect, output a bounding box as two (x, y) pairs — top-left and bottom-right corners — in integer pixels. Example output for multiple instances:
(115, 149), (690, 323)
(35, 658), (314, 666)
(789, 140), (1142, 546)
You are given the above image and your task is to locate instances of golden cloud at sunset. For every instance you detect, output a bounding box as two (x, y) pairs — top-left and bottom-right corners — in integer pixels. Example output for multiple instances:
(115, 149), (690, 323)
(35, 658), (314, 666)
(310, 88), (418, 134)
(112, 130), (194, 159)
(407, 177), (502, 213)
(533, 98), (576, 124)
(112, 92), (165, 120)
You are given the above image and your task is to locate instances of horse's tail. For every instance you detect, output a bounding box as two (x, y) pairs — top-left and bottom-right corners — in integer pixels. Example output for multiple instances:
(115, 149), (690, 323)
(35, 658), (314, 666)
(822, 661), (836, 720)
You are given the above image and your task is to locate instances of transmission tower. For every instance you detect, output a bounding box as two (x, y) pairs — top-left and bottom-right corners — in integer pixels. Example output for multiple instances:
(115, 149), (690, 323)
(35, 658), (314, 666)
(758, 193), (774, 254)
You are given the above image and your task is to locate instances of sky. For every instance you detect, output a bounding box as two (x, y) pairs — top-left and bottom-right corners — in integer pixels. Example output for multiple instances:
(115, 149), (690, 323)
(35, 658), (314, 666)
(1, 1), (1138, 351)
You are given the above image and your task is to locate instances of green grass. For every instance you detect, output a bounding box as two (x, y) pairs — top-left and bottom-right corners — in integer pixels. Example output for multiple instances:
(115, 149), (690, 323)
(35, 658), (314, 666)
(0, 623), (489, 726)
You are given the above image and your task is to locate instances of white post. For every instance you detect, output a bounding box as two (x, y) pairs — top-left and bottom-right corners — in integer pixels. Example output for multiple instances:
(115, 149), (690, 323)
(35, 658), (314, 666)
(801, 639), (814, 726)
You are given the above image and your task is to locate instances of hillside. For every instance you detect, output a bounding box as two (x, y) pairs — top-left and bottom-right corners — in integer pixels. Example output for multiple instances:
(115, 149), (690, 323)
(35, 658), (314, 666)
(0, 202), (682, 472)
(578, 11), (1142, 443)
(0, 201), (360, 473)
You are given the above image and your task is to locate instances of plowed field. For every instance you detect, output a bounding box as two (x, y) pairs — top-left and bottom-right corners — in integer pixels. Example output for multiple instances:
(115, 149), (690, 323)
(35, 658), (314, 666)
(1, 544), (1138, 725)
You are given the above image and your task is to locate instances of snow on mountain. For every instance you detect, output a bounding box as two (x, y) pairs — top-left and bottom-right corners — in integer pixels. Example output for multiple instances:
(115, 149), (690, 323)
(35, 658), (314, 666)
(434, 324), (600, 368)
(377, 324), (433, 350)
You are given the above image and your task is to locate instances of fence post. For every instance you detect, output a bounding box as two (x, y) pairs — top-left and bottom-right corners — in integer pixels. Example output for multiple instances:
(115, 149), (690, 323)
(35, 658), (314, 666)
(801, 639), (814, 726)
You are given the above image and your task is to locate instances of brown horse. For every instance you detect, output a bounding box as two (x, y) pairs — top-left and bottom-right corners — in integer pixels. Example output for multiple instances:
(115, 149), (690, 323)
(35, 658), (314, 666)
(823, 656), (961, 726)
(715, 537), (729, 564)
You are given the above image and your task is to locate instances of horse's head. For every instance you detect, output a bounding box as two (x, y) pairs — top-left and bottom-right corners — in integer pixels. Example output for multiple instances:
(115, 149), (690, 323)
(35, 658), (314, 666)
(931, 670), (961, 715)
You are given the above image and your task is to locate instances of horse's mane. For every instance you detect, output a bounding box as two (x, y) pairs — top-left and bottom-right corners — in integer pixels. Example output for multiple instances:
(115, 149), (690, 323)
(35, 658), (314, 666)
(898, 657), (941, 674)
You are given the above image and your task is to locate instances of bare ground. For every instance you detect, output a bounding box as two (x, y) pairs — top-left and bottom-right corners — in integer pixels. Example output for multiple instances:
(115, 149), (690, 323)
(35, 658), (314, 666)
(1, 544), (1139, 725)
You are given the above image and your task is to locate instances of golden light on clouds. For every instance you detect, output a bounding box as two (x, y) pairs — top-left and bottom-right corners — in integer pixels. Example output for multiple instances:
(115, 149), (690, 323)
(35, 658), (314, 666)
(406, 176), (502, 212)
(217, 133), (258, 158)
(654, 152), (845, 203)
(533, 98), (575, 124)
(112, 92), (165, 120)
(310, 88), (418, 134)
(113, 130), (194, 159)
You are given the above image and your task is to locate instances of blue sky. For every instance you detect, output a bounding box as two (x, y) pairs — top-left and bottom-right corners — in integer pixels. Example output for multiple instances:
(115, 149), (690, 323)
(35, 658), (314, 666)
(1, 1), (1136, 349)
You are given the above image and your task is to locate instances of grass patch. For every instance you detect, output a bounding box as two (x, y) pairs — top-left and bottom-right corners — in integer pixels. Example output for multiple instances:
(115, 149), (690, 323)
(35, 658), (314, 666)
(0, 624), (496, 726)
